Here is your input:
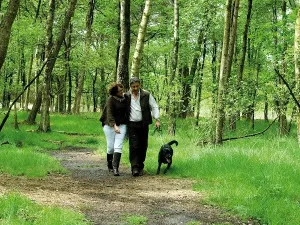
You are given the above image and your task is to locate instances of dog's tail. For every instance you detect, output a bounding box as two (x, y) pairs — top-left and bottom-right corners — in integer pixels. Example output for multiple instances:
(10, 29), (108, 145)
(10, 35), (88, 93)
(168, 140), (178, 146)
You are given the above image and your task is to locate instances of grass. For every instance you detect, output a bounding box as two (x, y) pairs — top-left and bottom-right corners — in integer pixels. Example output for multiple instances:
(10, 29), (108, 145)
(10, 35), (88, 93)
(0, 193), (91, 225)
(143, 118), (300, 225)
(121, 214), (147, 225)
(1, 110), (300, 224)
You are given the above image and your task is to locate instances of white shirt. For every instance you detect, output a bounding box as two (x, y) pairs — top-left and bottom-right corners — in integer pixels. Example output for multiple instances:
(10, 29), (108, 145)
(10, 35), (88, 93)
(129, 90), (159, 122)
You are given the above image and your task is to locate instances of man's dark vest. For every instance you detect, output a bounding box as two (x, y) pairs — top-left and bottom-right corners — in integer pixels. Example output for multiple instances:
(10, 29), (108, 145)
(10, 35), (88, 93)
(127, 89), (153, 125)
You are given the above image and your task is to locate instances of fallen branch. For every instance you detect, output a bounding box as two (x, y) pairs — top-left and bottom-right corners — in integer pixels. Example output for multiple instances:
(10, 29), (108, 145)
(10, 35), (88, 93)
(222, 117), (278, 142)
(1, 141), (10, 145)
(53, 130), (98, 136)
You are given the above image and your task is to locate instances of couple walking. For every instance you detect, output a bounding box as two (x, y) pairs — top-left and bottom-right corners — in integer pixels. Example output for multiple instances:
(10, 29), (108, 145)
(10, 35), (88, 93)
(100, 77), (161, 177)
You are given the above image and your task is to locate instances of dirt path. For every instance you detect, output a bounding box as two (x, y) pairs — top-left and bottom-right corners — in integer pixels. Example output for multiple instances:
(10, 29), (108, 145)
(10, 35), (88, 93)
(0, 147), (255, 225)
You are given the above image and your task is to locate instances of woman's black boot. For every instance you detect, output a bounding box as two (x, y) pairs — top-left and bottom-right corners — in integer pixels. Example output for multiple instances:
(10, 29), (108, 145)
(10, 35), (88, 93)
(107, 154), (113, 172)
(113, 153), (121, 176)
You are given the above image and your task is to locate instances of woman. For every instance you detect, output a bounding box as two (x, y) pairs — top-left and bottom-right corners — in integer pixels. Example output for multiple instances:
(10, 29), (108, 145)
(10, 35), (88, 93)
(100, 82), (128, 176)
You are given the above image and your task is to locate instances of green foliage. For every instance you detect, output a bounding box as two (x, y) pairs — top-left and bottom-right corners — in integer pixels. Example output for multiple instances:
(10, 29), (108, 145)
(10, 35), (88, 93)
(0, 193), (91, 225)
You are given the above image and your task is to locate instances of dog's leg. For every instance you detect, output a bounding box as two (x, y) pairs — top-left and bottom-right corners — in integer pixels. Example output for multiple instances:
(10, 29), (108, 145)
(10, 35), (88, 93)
(163, 162), (172, 174)
(156, 162), (162, 175)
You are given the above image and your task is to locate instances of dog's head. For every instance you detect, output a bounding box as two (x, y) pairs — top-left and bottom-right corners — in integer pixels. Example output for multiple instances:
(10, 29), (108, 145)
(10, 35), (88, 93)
(160, 145), (173, 163)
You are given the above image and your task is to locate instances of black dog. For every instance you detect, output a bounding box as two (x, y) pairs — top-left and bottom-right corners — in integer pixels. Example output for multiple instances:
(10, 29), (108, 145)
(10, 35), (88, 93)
(156, 140), (178, 174)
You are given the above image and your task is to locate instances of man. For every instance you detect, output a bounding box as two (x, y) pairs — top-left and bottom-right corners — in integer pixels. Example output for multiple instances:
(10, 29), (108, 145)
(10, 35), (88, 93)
(126, 77), (161, 176)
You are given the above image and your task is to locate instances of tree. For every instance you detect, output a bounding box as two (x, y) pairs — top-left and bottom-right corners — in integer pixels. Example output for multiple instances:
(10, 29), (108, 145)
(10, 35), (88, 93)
(215, 0), (240, 144)
(39, 0), (78, 132)
(295, 8), (300, 144)
(0, 0), (20, 70)
(73, 0), (95, 114)
(130, 0), (151, 78)
(117, 0), (130, 89)
(168, 0), (179, 136)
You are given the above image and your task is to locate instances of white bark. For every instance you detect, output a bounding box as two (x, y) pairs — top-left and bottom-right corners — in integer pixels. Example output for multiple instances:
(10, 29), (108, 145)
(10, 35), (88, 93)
(130, 0), (151, 78)
(294, 9), (300, 144)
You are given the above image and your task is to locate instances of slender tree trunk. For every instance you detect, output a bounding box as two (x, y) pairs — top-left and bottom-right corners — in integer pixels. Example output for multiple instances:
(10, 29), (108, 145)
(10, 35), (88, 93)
(25, 45), (43, 124)
(131, 0), (151, 78)
(117, 0), (130, 89)
(92, 68), (98, 112)
(168, 0), (179, 136)
(294, 8), (300, 144)
(73, 0), (94, 114)
(25, 52), (34, 111)
(215, 0), (235, 144)
(233, 0), (252, 126)
(0, 0), (20, 70)
(179, 65), (190, 118)
(181, 28), (204, 118)
(34, 0), (42, 22)
(65, 23), (72, 114)
(278, 0), (289, 135)
(39, 0), (78, 132)
(195, 39), (207, 126)
(99, 67), (106, 111)
(211, 40), (218, 119)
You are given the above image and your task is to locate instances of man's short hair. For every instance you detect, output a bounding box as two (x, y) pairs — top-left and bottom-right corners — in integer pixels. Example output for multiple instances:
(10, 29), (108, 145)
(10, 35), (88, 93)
(129, 77), (140, 85)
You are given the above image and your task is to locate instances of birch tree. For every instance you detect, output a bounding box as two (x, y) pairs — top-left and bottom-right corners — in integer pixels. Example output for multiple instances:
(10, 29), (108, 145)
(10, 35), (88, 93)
(295, 8), (300, 144)
(130, 0), (151, 78)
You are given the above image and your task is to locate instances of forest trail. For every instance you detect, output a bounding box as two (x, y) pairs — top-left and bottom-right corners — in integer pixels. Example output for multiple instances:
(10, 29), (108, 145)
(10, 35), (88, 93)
(0, 147), (255, 225)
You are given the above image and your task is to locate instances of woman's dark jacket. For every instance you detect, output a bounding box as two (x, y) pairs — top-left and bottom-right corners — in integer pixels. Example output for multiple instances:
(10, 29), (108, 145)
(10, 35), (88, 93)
(100, 95), (128, 127)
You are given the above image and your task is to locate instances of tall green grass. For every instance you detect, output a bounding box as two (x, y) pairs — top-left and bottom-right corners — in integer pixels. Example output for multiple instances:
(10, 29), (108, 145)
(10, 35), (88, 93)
(142, 118), (300, 225)
(0, 193), (91, 225)
(0, 111), (102, 177)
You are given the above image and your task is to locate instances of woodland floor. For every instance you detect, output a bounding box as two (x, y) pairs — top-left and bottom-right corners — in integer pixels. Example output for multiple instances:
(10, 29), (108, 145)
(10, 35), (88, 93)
(0, 147), (259, 225)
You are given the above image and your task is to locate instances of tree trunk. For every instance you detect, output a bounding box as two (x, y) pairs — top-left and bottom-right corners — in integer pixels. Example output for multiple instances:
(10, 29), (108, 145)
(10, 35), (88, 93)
(168, 0), (179, 136)
(195, 39), (207, 127)
(294, 8), (300, 144)
(39, 0), (78, 132)
(278, 0), (289, 136)
(117, 0), (130, 89)
(131, 0), (151, 78)
(25, 53), (34, 111)
(0, 0), (20, 70)
(25, 44), (43, 124)
(25, 90), (42, 125)
(233, 0), (252, 127)
(73, 0), (94, 114)
(65, 23), (72, 114)
(179, 65), (190, 118)
(215, 0), (233, 144)
(92, 68), (98, 112)
(181, 28), (204, 118)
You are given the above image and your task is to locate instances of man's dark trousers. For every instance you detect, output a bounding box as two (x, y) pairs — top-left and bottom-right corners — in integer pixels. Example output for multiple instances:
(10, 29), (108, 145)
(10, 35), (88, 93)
(128, 121), (149, 172)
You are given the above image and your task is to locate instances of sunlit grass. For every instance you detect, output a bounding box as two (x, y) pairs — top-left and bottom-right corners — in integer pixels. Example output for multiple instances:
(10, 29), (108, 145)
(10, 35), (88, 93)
(0, 147), (66, 177)
(0, 193), (91, 225)
(142, 118), (300, 225)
